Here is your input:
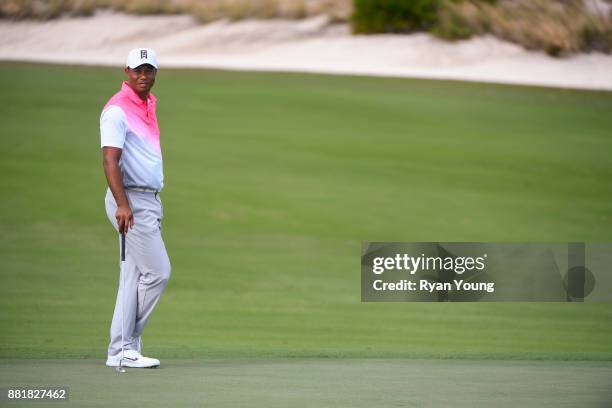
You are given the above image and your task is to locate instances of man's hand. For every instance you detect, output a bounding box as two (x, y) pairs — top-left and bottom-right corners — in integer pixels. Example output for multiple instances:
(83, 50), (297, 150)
(116, 205), (134, 234)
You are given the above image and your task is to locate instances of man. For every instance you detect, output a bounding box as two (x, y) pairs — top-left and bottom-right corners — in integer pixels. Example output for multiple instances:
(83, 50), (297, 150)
(100, 48), (171, 368)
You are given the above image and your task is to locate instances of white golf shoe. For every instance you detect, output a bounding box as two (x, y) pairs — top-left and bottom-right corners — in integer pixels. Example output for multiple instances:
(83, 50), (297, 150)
(106, 349), (160, 368)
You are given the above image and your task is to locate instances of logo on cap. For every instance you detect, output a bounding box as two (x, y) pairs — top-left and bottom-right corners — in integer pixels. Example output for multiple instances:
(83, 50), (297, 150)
(141, 50), (147, 59)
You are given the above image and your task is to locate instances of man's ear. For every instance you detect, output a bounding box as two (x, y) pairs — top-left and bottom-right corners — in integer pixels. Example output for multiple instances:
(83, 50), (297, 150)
(124, 67), (129, 75)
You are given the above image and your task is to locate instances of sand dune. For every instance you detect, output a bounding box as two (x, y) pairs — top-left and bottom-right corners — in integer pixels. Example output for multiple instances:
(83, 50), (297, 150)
(1, 11), (611, 90)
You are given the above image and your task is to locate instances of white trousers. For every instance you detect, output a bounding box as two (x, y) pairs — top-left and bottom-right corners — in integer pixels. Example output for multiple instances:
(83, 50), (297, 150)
(105, 188), (171, 357)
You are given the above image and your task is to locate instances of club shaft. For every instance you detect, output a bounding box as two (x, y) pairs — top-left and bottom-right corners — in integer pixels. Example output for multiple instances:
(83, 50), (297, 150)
(119, 232), (126, 371)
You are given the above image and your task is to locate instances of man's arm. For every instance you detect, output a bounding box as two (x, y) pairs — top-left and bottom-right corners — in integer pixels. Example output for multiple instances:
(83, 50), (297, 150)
(103, 147), (134, 234)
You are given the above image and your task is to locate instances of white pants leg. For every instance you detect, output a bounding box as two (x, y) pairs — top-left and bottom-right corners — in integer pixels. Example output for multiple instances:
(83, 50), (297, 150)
(105, 188), (171, 357)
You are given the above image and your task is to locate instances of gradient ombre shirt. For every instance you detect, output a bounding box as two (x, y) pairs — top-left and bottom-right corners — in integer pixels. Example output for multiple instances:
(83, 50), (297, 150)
(100, 81), (164, 191)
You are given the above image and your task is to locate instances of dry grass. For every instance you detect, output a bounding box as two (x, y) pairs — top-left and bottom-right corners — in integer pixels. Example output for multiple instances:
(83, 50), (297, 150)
(435, 0), (612, 56)
(2, 0), (610, 56)
(0, 0), (352, 21)
(119, 0), (180, 15)
(186, 0), (299, 22)
(0, 0), (99, 19)
(177, 0), (351, 22)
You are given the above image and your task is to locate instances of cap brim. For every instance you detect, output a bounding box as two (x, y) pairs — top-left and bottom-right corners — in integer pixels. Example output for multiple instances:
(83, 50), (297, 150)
(127, 62), (158, 69)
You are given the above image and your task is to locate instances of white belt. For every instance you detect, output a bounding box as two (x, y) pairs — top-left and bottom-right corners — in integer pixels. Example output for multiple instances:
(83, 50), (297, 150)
(125, 186), (159, 193)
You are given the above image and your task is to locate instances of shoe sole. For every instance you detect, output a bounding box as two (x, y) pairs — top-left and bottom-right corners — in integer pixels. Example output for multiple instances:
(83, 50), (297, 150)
(106, 361), (160, 368)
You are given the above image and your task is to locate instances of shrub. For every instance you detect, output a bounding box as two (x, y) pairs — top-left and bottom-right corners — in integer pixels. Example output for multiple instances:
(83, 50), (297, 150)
(351, 0), (439, 34)
(433, 0), (475, 40)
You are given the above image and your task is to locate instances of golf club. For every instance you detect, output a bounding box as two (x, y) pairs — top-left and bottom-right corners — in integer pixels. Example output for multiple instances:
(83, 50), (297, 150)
(116, 232), (126, 374)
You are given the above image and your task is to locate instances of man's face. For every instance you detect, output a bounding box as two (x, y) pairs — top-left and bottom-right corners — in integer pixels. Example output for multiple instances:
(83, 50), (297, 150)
(124, 64), (156, 95)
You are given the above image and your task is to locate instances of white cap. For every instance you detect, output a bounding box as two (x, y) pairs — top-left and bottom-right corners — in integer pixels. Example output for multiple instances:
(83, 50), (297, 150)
(126, 48), (158, 69)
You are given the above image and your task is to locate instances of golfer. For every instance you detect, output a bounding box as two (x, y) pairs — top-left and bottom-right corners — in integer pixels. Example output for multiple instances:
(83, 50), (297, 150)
(100, 48), (170, 368)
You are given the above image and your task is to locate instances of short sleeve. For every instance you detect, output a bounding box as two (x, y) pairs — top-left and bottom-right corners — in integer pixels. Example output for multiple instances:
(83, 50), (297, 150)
(100, 105), (127, 148)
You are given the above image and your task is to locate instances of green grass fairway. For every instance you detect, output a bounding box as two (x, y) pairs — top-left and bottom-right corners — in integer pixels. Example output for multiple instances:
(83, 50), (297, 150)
(1, 359), (611, 408)
(0, 62), (611, 365)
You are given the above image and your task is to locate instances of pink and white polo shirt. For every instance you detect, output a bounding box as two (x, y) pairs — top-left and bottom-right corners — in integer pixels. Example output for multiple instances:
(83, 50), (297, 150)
(100, 81), (164, 191)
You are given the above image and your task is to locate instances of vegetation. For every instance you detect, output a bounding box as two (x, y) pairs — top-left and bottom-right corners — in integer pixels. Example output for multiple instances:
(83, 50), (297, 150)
(1, 0), (611, 55)
(435, 0), (612, 56)
(0, 0), (352, 22)
(353, 0), (612, 56)
(352, 0), (438, 33)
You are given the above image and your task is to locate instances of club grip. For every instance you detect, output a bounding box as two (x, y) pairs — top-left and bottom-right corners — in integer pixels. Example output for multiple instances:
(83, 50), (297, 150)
(120, 232), (126, 262)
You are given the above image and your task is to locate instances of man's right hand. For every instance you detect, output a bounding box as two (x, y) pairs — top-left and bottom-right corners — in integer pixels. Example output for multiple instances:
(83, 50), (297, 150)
(116, 205), (134, 234)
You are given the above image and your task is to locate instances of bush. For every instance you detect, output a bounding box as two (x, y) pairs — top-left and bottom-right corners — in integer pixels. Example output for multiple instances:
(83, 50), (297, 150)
(581, 20), (612, 54)
(351, 0), (439, 34)
(433, 0), (474, 40)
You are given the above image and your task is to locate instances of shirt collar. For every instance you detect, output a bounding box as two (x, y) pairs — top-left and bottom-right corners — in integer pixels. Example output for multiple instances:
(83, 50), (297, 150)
(121, 81), (156, 106)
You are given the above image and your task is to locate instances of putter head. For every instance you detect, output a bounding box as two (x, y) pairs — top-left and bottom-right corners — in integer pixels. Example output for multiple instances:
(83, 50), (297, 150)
(116, 359), (126, 373)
